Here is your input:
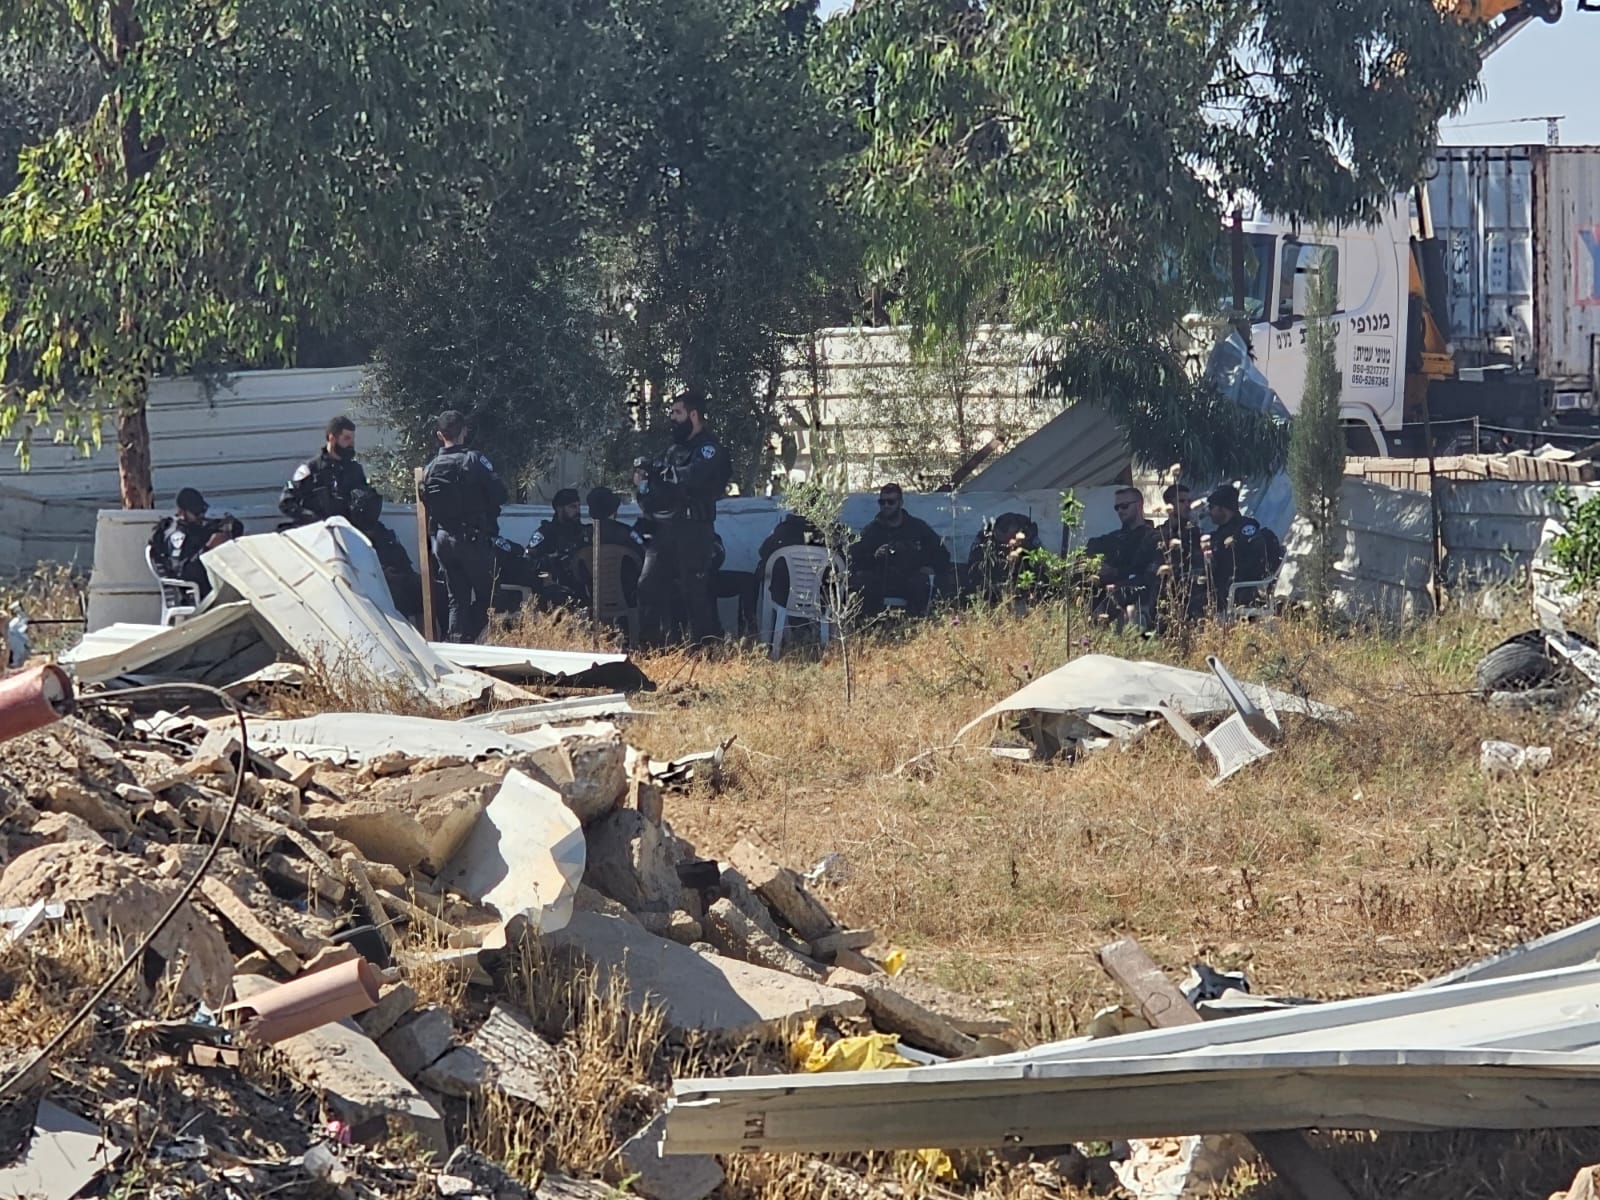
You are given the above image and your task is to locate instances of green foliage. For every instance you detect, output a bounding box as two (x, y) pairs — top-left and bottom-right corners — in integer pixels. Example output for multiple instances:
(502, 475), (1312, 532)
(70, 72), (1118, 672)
(818, 0), (1481, 479)
(0, 0), (519, 490)
(1288, 266), (1346, 613)
(1550, 485), (1600, 594)
(366, 0), (858, 492)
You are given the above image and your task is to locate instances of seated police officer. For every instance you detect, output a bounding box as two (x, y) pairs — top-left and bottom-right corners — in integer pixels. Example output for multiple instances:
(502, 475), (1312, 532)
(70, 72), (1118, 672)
(280, 415), (368, 526)
(149, 487), (242, 601)
(577, 486), (644, 609)
(346, 487), (425, 625)
(421, 410), (508, 643)
(1206, 484), (1284, 614)
(526, 487), (591, 608)
(1084, 487), (1161, 629)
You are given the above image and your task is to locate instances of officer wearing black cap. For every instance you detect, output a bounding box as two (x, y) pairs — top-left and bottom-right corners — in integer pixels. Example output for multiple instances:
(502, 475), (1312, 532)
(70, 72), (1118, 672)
(421, 409), (507, 642)
(526, 487), (591, 607)
(149, 487), (243, 601)
(280, 415), (369, 526)
(634, 391), (732, 645)
(1205, 483), (1284, 613)
(577, 486), (645, 609)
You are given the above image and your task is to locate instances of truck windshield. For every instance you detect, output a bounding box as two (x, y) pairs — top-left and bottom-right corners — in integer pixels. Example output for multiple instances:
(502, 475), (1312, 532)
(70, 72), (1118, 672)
(1205, 233), (1275, 321)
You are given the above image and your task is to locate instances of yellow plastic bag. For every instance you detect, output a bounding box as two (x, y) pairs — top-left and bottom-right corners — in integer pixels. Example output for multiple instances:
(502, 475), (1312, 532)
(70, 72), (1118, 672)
(788, 1023), (957, 1182)
(880, 947), (907, 976)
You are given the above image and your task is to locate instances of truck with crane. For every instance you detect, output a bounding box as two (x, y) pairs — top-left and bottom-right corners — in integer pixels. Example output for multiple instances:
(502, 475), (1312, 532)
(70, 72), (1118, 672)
(1212, 0), (1600, 455)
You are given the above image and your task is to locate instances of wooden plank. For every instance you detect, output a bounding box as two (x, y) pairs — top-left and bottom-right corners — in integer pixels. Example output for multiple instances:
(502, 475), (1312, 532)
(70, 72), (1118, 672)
(414, 466), (436, 642)
(1097, 937), (1355, 1200)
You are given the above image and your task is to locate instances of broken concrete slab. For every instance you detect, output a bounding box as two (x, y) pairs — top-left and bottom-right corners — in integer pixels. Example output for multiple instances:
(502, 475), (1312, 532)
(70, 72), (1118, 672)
(418, 1045), (493, 1098)
(584, 808), (693, 916)
(41, 780), (133, 837)
(198, 876), (303, 974)
(442, 1146), (533, 1199)
(379, 1007), (456, 1080)
(825, 970), (979, 1058)
(358, 983), (419, 1041)
(879, 975), (1014, 1037)
(726, 838), (838, 942)
(304, 780), (496, 874)
(717, 866), (787, 946)
(437, 769), (586, 943)
(500, 723), (627, 826)
(704, 899), (823, 981)
(0, 1099), (122, 1200)
(619, 1112), (724, 1200)
(26, 812), (109, 846)
(543, 913), (865, 1039)
(574, 883), (642, 926)
(470, 1003), (562, 1110)
(638, 910), (704, 947)
(536, 1175), (615, 1200)
(0, 841), (233, 1004)
(232, 973), (445, 1154)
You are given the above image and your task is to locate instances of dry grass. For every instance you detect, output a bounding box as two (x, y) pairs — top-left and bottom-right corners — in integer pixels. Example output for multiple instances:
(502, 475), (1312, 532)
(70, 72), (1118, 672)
(557, 597), (1600, 1198)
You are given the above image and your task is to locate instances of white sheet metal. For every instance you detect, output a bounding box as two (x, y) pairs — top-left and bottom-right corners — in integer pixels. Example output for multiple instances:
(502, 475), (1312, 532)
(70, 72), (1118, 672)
(459, 694), (638, 730)
(667, 1048), (1600, 1155)
(437, 769), (586, 942)
(435, 643), (632, 680)
(61, 603), (285, 686)
(242, 713), (593, 763)
(957, 654), (1341, 740)
(202, 520), (489, 707)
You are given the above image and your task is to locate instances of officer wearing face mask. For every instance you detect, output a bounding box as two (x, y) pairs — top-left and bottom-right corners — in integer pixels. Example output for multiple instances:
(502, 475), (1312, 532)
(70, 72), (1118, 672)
(280, 414), (370, 526)
(634, 391), (732, 646)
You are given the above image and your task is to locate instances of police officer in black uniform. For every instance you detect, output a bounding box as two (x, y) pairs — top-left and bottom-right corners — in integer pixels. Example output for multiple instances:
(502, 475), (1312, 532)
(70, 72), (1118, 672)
(1205, 484), (1284, 614)
(280, 415), (369, 525)
(633, 391), (732, 646)
(526, 487), (590, 607)
(149, 486), (243, 601)
(421, 409), (508, 643)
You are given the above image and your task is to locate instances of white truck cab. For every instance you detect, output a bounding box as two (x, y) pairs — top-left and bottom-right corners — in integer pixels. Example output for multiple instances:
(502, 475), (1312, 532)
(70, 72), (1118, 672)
(1200, 203), (1413, 455)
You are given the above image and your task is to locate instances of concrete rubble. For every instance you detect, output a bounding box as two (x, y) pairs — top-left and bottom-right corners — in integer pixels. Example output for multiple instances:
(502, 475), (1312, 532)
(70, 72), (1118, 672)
(0, 649), (1008, 1200)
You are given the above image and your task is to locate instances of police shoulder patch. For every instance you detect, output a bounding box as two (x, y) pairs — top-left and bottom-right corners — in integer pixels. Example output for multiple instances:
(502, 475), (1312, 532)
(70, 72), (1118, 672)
(477, 454), (495, 471)
(701, 444), (716, 459)
(1241, 521), (1259, 536)
(291, 463), (311, 482)
(529, 531), (545, 548)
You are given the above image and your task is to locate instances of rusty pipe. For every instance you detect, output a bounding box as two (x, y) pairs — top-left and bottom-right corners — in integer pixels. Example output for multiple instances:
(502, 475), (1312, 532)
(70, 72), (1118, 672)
(0, 664), (73, 743)
(221, 956), (382, 1046)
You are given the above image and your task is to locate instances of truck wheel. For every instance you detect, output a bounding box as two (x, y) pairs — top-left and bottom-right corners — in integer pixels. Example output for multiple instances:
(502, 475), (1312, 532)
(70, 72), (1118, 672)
(1474, 631), (1573, 695)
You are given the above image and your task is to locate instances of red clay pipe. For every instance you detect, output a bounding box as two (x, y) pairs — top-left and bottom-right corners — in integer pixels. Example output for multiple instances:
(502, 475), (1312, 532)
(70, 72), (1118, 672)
(0, 664), (73, 743)
(222, 957), (383, 1045)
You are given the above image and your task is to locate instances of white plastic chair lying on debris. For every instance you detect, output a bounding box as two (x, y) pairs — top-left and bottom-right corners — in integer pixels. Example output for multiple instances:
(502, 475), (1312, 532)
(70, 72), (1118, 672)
(1158, 655), (1282, 784)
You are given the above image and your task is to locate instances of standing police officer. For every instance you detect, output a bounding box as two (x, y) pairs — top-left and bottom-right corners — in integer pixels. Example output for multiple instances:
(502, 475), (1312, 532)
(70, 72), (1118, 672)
(421, 410), (508, 643)
(634, 391), (731, 646)
(280, 415), (369, 525)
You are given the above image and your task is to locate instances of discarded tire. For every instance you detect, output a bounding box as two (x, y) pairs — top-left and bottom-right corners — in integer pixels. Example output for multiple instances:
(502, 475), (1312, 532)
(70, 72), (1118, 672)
(1474, 631), (1577, 696)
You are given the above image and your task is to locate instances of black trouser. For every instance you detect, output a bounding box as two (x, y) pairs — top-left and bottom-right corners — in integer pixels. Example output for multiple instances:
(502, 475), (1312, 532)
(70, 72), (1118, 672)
(638, 518), (718, 646)
(432, 527), (494, 644)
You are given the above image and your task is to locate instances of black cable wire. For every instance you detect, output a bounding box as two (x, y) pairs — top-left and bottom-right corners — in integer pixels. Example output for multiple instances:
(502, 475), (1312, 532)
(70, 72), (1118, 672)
(0, 682), (249, 1100)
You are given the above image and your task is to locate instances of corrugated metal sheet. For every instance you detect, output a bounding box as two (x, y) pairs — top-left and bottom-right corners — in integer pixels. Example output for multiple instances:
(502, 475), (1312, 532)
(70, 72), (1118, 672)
(1536, 148), (1600, 393)
(964, 404), (1130, 491)
(1428, 147), (1537, 363)
(1427, 145), (1600, 399)
(1278, 478), (1433, 622)
(0, 366), (378, 510)
(1437, 479), (1600, 591)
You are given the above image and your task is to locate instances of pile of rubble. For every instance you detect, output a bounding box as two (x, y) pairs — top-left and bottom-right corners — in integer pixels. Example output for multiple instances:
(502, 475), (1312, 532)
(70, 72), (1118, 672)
(0, 696), (1013, 1200)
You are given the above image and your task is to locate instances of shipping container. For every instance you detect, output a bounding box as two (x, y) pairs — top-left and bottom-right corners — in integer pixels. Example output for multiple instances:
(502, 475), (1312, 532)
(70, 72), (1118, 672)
(1427, 145), (1600, 413)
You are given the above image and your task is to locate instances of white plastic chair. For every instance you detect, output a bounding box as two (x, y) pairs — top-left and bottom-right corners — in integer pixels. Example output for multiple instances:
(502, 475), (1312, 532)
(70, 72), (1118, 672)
(757, 546), (843, 661)
(146, 544), (201, 627)
(1224, 568), (1282, 623)
(1158, 655), (1282, 785)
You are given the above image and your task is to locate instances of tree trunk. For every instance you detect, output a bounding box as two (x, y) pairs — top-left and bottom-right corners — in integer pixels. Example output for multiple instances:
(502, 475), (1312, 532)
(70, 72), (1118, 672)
(117, 392), (155, 509)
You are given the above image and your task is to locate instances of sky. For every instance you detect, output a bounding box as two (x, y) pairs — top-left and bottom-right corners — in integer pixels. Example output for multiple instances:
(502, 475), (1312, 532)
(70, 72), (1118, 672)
(815, 0), (1599, 146)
